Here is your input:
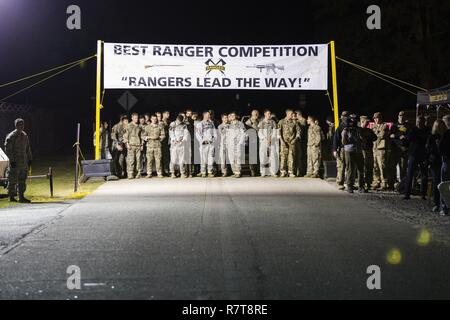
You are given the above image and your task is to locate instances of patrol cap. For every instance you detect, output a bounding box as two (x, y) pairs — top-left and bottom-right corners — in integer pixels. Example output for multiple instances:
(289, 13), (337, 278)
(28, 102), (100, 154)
(398, 111), (405, 116)
(360, 115), (369, 121)
(341, 111), (349, 117)
(373, 112), (382, 119)
(14, 118), (24, 127)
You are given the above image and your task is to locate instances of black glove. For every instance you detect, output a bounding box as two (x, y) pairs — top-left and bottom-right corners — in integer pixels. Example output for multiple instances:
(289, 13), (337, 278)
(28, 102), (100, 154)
(10, 162), (16, 169)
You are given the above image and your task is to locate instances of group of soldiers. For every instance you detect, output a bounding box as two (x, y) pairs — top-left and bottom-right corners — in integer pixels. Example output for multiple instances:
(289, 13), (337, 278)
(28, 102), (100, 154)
(332, 111), (450, 216)
(100, 108), (325, 180)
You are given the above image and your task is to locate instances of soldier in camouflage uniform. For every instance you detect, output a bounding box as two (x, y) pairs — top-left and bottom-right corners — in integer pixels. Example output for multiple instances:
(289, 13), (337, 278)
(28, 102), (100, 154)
(139, 115), (148, 175)
(5, 118), (32, 203)
(245, 110), (260, 176)
(143, 115), (165, 178)
(258, 109), (279, 177)
(123, 113), (143, 179)
(278, 109), (300, 177)
(160, 111), (171, 176)
(295, 110), (308, 177)
(333, 111), (349, 190)
(217, 114), (229, 177)
(111, 115), (128, 178)
(305, 116), (324, 178)
(372, 112), (391, 190)
(226, 112), (246, 178)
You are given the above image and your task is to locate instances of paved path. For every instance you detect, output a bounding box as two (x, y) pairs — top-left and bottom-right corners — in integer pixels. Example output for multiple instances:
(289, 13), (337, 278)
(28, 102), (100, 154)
(0, 178), (449, 299)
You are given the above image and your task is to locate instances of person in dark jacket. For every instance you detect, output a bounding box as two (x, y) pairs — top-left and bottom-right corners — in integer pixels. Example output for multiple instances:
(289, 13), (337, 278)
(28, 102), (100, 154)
(438, 115), (450, 216)
(342, 115), (365, 193)
(403, 116), (430, 200)
(390, 111), (411, 189)
(333, 111), (349, 190)
(359, 115), (377, 190)
(426, 119), (447, 212)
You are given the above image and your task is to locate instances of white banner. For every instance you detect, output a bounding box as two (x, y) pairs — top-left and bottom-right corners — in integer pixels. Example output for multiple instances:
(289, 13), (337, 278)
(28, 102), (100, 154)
(104, 43), (328, 90)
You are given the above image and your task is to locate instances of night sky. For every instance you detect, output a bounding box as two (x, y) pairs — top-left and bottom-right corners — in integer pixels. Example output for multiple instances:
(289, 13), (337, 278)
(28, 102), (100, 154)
(1, 0), (449, 124)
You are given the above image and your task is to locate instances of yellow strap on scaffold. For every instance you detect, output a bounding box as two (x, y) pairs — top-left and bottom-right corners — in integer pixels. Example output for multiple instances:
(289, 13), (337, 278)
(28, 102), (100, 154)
(0, 55), (96, 89)
(0, 55), (96, 102)
(325, 90), (334, 111)
(336, 56), (427, 95)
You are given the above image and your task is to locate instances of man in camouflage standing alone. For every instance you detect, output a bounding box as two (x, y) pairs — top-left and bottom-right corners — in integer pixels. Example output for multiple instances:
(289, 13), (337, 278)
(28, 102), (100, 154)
(305, 115), (324, 178)
(143, 114), (165, 178)
(124, 112), (143, 179)
(5, 118), (32, 203)
(278, 109), (300, 177)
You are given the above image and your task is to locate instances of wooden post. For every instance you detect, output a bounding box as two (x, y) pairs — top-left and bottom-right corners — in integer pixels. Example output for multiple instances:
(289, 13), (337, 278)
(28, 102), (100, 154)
(48, 167), (53, 198)
(74, 123), (80, 193)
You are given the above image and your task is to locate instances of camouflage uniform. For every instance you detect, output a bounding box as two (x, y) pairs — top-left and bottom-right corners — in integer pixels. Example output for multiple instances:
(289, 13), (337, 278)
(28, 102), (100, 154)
(306, 123), (324, 177)
(196, 120), (216, 175)
(143, 123), (165, 177)
(333, 124), (346, 187)
(226, 120), (246, 176)
(139, 123), (148, 175)
(245, 117), (260, 176)
(123, 122), (143, 179)
(258, 119), (279, 176)
(169, 122), (189, 176)
(278, 117), (300, 176)
(111, 122), (127, 178)
(217, 122), (229, 176)
(5, 129), (32, 198)
(295, 117), (308, 176)
(372, 121), (391, 189)
(160, 120), (170, 175)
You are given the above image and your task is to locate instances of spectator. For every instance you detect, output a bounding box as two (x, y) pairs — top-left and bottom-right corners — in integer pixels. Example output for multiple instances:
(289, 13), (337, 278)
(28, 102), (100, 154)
(426, 120), (447, 212)
(438, 115), (450, 216)
(403, 116), (430, 200)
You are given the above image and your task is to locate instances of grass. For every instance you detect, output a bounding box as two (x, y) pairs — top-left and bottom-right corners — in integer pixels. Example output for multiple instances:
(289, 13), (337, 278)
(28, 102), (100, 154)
(0, 154), (104, 209)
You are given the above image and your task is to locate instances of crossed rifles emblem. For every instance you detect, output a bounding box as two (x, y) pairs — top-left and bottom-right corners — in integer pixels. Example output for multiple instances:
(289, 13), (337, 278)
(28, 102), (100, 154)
(205, 59), (226, 76)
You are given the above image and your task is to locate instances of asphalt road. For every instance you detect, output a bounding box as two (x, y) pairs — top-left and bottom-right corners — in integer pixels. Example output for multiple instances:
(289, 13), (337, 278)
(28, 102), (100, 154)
(0, 178), (450, 299)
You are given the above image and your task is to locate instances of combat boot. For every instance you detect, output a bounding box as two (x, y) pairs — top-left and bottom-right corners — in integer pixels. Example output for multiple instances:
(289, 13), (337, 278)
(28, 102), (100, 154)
(201, 173), (207, 178)
(19, 196), (31, 203)
(171, 173), (176, 178)
(157, 174), (164, 178)
(234, 173), (241, 178)
(146, 174), (152, 179)
(9, 196), (17, 202)
(208, 173), (215, 178)
(280, 172), (287, 178)
(289, 173), (296, 178)
(181, 174), (188, 179)
(135, 174), (141, 179)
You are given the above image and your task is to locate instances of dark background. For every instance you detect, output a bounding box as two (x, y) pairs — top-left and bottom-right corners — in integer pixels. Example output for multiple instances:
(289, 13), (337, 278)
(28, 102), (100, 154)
(0, 0), (449, 153)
